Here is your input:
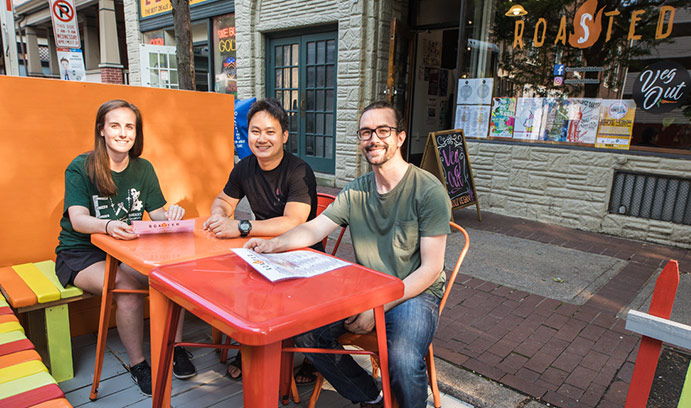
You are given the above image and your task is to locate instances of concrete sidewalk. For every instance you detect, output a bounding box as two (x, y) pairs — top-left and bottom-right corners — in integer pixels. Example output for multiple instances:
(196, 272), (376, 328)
(317, 186), (691, 408)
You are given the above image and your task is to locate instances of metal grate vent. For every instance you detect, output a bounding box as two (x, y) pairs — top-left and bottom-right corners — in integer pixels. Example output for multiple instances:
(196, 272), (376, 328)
(609, 170), (691, 225)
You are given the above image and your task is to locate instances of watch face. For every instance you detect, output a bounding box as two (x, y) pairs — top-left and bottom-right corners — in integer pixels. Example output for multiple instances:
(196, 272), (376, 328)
(239, 220), (251, 235)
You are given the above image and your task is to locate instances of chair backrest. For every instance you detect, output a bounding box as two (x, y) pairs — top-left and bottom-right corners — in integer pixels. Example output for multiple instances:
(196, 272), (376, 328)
(316, 193), (347, 256)
(440, 222), (470, 315)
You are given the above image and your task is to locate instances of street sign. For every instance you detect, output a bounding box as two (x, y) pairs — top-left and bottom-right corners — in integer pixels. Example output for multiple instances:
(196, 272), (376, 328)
(49, 0), (80, 48)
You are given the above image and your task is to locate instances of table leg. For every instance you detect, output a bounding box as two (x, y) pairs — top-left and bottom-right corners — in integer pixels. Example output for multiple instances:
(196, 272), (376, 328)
(89, 254), (118, 400)
(152, 289), (180, 408)
(280, 338), (294, 405)
(242, 341), (282, 408)
(150, 287), (174, 408)
(374, 305), (392, 408)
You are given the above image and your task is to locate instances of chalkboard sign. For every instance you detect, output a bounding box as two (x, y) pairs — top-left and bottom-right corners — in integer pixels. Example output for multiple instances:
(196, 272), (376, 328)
(420, 129), (481, 221)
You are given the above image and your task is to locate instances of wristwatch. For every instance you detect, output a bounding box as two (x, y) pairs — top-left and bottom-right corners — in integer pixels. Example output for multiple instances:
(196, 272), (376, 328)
(238, 220), (252, 237)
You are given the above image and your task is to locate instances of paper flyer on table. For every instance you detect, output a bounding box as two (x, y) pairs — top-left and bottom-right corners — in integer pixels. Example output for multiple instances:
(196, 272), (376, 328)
(232, 248), (351, 282)
(131, 219), (195, 234)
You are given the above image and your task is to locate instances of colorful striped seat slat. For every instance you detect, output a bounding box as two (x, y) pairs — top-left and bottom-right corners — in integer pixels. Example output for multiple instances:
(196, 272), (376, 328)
(0, 359), (48, 384)
(0, 371), (57, 400)
(0, 314), (19, 324)
(11, 264), (61, 303)
(0, 267), (36, 308)
(0, 349), (41, 369)
(29, 397), (73, 408)
(0, 321), (24, 334)
(0, 383), (64, 407)
(0, 339), (34, 356)
(0, 307), (13, 316)
(0, 330), (26, 345)
(33, 261), (83, 299)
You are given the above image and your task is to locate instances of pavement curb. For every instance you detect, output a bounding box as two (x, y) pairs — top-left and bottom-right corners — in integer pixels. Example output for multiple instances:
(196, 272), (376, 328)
(435, 357), (548, 408)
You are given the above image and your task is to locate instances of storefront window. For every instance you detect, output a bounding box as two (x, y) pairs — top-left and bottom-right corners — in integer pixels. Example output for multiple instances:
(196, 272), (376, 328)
(143, 30), (165, 46)
(212, 13), (237, 96)
(452, 0), (690, 152)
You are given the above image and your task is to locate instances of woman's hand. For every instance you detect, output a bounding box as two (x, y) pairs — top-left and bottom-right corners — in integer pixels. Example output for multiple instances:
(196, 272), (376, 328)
(165, 204), (185, 220)
(106, 220), (138, 240)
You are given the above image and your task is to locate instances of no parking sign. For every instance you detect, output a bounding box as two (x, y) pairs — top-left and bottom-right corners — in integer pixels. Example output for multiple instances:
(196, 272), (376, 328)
(49, 0), (80, 48)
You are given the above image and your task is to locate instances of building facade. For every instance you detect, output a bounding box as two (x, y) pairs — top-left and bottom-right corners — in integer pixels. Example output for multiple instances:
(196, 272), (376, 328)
(234, 0), (690, 249)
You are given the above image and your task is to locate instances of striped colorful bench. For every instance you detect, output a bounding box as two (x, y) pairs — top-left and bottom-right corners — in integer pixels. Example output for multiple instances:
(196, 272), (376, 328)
(0, 293), (72, 407)
(0, 261), (91, 382)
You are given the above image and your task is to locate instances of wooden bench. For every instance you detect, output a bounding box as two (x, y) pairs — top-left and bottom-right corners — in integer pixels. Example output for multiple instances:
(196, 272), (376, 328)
(0, 260), (91, 382)
(0, 293), (72, 407)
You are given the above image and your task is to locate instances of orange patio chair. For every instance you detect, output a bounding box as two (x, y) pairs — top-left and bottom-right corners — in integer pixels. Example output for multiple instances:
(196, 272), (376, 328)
(305, 221), (470, 408)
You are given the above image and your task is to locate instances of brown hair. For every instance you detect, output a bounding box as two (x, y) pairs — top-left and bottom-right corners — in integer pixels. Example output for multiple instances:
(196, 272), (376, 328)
(86, 100), (144, 196)
(361, 100), (404, 129)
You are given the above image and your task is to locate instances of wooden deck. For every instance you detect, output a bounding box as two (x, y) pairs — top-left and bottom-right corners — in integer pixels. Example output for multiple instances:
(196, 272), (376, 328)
(58, 314), (473, 407)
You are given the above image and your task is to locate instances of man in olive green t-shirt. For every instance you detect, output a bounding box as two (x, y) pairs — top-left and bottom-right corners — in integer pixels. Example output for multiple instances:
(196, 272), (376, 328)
(245, 101), (452, 408)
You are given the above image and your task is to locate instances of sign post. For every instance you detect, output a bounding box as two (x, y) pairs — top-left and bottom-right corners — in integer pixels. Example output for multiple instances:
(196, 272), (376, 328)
(420, 129), (481, 221)
(1, 0), (20, 75)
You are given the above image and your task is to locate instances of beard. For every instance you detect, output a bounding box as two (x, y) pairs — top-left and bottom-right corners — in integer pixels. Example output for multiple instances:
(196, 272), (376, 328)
(364, 142), (394, 166)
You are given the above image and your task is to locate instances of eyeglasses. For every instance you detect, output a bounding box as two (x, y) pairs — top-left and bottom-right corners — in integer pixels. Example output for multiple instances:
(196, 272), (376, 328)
(356, 126), (399, 141)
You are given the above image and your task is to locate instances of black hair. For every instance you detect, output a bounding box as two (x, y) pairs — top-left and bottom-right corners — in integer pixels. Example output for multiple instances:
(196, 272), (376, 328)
(247, 98), (289, 133)
(361, 101), (403, 129)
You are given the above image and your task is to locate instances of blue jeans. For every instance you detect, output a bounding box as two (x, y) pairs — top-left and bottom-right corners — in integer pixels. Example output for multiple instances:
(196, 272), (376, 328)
(295, 292), (440, 408)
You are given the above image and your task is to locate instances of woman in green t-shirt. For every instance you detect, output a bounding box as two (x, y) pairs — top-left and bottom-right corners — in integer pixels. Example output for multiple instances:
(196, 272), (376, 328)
(55, 99), (195, 395)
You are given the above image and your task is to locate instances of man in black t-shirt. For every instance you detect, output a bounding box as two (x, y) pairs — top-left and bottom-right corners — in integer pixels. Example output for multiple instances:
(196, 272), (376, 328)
(203, 97), (320, 381)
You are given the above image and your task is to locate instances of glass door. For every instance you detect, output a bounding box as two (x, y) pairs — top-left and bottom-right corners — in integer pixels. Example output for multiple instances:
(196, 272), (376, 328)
(268, 31), (337, 174)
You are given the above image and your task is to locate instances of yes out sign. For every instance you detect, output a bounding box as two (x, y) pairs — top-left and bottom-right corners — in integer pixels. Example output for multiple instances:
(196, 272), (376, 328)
(633, 61), (689, 114)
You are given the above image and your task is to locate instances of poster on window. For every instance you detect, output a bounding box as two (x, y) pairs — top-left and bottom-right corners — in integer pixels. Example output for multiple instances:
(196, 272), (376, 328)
(513, 98), (544, 140)
(455, 105), (491, 138)
(565, 98), (602, 144)
(489, 97), (516, 138)
(57, 48), (86, 81)
(213, 14), (237, 95)
(457, 78), (494, 105)
(595, 100), (636, 150)
(540, 98), (571, 142)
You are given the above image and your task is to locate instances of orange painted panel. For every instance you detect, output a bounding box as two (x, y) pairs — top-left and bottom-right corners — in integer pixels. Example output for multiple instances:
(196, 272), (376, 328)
(0, 267), (36, 308)
(0, 76), (235, 267)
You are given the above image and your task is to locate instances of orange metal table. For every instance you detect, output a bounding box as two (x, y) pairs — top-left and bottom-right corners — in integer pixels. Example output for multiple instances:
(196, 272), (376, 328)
(149, 252), (405, 408)
(89, 217), (253, 400)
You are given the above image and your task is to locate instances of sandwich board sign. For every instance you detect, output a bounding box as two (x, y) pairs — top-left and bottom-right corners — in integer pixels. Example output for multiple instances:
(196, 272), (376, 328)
(420, 129), (481, 221)
(49, 0), (81, 48)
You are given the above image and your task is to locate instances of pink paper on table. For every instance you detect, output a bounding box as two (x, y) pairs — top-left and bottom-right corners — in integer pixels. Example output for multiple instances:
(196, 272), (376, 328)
(131, 219), (195, 234)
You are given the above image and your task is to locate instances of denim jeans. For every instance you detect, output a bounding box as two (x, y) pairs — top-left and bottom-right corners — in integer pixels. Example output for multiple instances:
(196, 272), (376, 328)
(295, 292), (440, 408)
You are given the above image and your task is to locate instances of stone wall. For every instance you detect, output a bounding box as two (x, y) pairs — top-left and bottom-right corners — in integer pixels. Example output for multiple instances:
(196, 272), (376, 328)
(466, 140), (691, 248)
(236, 0), (407, 186)
(123, 0), (142, 85)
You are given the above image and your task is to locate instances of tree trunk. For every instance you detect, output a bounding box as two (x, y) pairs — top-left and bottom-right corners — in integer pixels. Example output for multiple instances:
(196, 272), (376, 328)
(171, 0), (195, 90)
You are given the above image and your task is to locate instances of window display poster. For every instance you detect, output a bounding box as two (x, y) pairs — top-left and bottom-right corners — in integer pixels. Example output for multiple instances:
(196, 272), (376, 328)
(213, 14), (237, 95)
(541, 98), (571, 142)
(456, 78), (494, 105)
(455, 105), (491, 138)
(566, 98), (602, 144)
(489, 97), (516, 138)
(57, 48), (86, 81)
(596, 99), (636, 150)
(513, 98), (544, 140)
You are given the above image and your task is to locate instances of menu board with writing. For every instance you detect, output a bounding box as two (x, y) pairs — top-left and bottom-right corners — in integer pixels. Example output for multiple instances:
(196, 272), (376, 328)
(420, 129), (481, 221)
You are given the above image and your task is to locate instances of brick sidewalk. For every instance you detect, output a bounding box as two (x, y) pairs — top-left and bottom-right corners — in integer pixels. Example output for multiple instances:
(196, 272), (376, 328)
(318, 185), (690, 407)
(435, 209), (688, 407)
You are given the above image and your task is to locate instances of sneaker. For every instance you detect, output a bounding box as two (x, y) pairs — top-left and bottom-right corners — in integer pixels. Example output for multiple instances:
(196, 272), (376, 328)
(173, 346), (196, 379)
(130, 360), (152, 396)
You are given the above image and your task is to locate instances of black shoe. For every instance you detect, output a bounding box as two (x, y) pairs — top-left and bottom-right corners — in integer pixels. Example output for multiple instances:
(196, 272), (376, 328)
(360, 401), (384, 408)
(173, 346), (196, 379)
(130, 360), (152, 396)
